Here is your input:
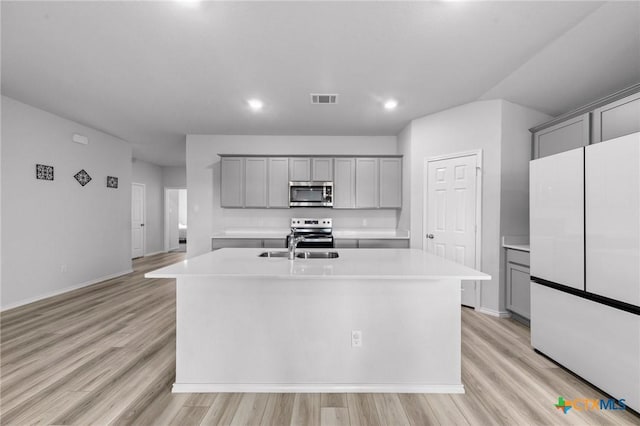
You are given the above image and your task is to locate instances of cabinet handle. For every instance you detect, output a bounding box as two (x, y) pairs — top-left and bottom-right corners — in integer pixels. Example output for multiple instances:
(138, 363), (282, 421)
(426, 234), (434, 239)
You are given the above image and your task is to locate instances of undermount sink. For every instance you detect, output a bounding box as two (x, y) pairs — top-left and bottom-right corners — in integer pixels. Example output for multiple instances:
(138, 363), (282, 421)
(296, 251), (339, 259)
(258, 251), (289, 258)
(258, 251), (339, 259)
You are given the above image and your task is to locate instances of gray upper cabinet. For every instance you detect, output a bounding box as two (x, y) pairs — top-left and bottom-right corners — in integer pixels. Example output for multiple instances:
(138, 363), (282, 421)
(379, 158), (402, 208)
(533, 113), (590, 159)
(312, 158), (333, 181)
(268, 158), (289, 208)
(333, 158), (356, 209)
(220, 157), (244, 207)
(355, 158), (379, 208)
(221, 155), (402, 209)
(289, 158), (311, 181)
(244, 158), (268, 207)
(592, 92), (640, 143)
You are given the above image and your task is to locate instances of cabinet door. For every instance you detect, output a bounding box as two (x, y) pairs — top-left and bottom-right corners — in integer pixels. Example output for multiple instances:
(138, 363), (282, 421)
(268, 158), (289, 208)
(312, 158), (333, 181)
(220, 158), (244, 207)
(586, 133), (640, 306)
(533, 113), (590, 159)
(530, 148), (584, 290)
(355, 158), (379, 208)
(333, 158), (356, 208)
(289, 158), (311, 181)
(592, 92), (640, 143)
(358, 239), (409, 249)
(212, 238), (262, 250)
(244, 158), (268, 208)
(379, 158), (402, 208)
(506, 261), (531, 319)
(334, 239), (358, 248)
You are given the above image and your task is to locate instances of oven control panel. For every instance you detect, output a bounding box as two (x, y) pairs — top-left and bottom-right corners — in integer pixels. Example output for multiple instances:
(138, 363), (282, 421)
(291, 218), (332, 228)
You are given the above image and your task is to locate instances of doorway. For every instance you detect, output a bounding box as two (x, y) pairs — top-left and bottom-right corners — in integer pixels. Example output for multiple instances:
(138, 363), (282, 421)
(423, 150), (482, 308)
(165, 188), (187, 252)
(131, 183), (146, 259)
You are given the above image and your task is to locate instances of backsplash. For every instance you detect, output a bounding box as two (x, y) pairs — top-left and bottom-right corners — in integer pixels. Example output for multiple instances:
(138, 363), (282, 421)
(219, 207), (399, 231)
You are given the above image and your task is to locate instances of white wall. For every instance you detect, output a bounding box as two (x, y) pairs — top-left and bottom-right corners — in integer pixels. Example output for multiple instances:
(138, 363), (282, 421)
(402, 99), (551, 314)
(408, 100), (503, 313)
(186, 135), (398, 257)
(131, 159), (164, 255)
(162, 166), (186, 188)
(397, 123), (412, 233)
(1, 96), (132, 310)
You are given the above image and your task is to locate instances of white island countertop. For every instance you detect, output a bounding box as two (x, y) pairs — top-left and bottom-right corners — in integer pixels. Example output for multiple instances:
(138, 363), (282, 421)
(146, 248), (490, 281)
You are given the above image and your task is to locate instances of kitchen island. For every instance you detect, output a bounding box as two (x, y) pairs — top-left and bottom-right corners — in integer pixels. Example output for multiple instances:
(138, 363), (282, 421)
(146, 248), (490, 393)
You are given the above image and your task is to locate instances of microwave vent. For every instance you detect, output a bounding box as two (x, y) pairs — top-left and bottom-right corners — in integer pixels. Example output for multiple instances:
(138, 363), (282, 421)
(310, 93), (339, 104)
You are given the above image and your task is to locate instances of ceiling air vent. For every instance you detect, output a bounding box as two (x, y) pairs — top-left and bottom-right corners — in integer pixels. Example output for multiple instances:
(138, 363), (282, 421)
(310, 93), (339, 104)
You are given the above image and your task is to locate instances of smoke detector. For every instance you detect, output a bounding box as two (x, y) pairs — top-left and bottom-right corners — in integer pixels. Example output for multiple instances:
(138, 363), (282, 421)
(310, 93), (339, 104)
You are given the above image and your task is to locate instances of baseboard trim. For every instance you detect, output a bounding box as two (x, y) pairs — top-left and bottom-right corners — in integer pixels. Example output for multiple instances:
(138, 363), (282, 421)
(476, 306), (511, 318)
(144, 250), (167, 257)
(1, 269), (134, 312)
(172, 383), (465, 394)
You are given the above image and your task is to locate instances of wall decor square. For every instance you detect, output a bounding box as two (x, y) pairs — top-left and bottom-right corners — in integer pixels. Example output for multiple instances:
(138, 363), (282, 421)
(74, 169), (92, 186)
(106, 176), (119, 189)
(36, 164), (54, 181)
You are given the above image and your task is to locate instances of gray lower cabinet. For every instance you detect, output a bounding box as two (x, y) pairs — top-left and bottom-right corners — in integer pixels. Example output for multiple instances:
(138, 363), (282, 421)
(334, 239), (358, 248)
(592, 91), (640, 143)
(506, 249), (531, 320)
(212, 238), (263, 250)
(336, 239), (409, 249)
(212, 238), (285, 250)
(358, 239), (409, 249)
(532, 113), (590, 159)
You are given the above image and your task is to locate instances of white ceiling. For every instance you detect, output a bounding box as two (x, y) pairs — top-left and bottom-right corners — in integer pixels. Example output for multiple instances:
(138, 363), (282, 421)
(2, 1), (639, 166)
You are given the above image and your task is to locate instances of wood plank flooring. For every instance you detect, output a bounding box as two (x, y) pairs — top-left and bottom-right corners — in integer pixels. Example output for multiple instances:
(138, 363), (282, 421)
(1, 252), (638, 425)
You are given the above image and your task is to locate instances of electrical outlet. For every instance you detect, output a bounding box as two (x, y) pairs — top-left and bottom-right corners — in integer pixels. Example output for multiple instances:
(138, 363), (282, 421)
(60, 264), (67, 273)
(351, 330), (362, 347)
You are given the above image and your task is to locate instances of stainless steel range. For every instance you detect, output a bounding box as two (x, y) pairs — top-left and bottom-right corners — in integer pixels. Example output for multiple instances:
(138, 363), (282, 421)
(288, 218), (334, 248)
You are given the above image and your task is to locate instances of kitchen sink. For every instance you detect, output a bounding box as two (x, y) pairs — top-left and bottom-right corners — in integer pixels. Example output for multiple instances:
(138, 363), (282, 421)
(258, 251), (289, 258)
(296, 251), (339, 259)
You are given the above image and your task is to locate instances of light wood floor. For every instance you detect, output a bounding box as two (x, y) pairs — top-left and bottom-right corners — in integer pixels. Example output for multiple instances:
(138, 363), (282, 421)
(1, 252), (638, 425)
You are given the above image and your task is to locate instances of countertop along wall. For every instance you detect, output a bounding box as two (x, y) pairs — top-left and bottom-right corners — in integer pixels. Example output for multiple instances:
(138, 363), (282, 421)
(186, 135), (398, 258)
(1, 96), (132, 310)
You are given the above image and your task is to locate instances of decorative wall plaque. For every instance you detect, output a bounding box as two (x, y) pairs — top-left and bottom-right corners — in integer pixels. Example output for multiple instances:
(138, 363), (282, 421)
(106, 176), (119, 189)
(36, 164), (54, 181)
(74, 169), (92, 186)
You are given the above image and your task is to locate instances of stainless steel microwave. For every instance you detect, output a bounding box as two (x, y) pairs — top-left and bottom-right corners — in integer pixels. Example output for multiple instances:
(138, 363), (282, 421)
(289, 181), (333, 207)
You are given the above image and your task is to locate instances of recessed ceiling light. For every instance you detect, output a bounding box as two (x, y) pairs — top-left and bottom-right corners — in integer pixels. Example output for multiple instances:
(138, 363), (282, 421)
(384, 99), (398, 110)
(176, 0), (201, 8)
(247, 99), (263, 111)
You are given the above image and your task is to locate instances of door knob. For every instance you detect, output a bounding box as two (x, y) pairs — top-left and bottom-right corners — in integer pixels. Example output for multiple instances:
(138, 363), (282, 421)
(426, 234), (434, 239)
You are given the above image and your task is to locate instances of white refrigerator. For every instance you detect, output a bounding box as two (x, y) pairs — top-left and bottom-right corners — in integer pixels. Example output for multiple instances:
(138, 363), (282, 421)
(530, 132), (640, 412)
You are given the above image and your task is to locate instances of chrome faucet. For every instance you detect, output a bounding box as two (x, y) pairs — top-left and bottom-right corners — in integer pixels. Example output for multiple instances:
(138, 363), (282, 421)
(287, 230), (306, 260)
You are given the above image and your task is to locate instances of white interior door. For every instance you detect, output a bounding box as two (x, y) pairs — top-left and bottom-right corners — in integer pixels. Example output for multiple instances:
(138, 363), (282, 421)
(425, 154), (479, 307)
(131, 183), (145, 259)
